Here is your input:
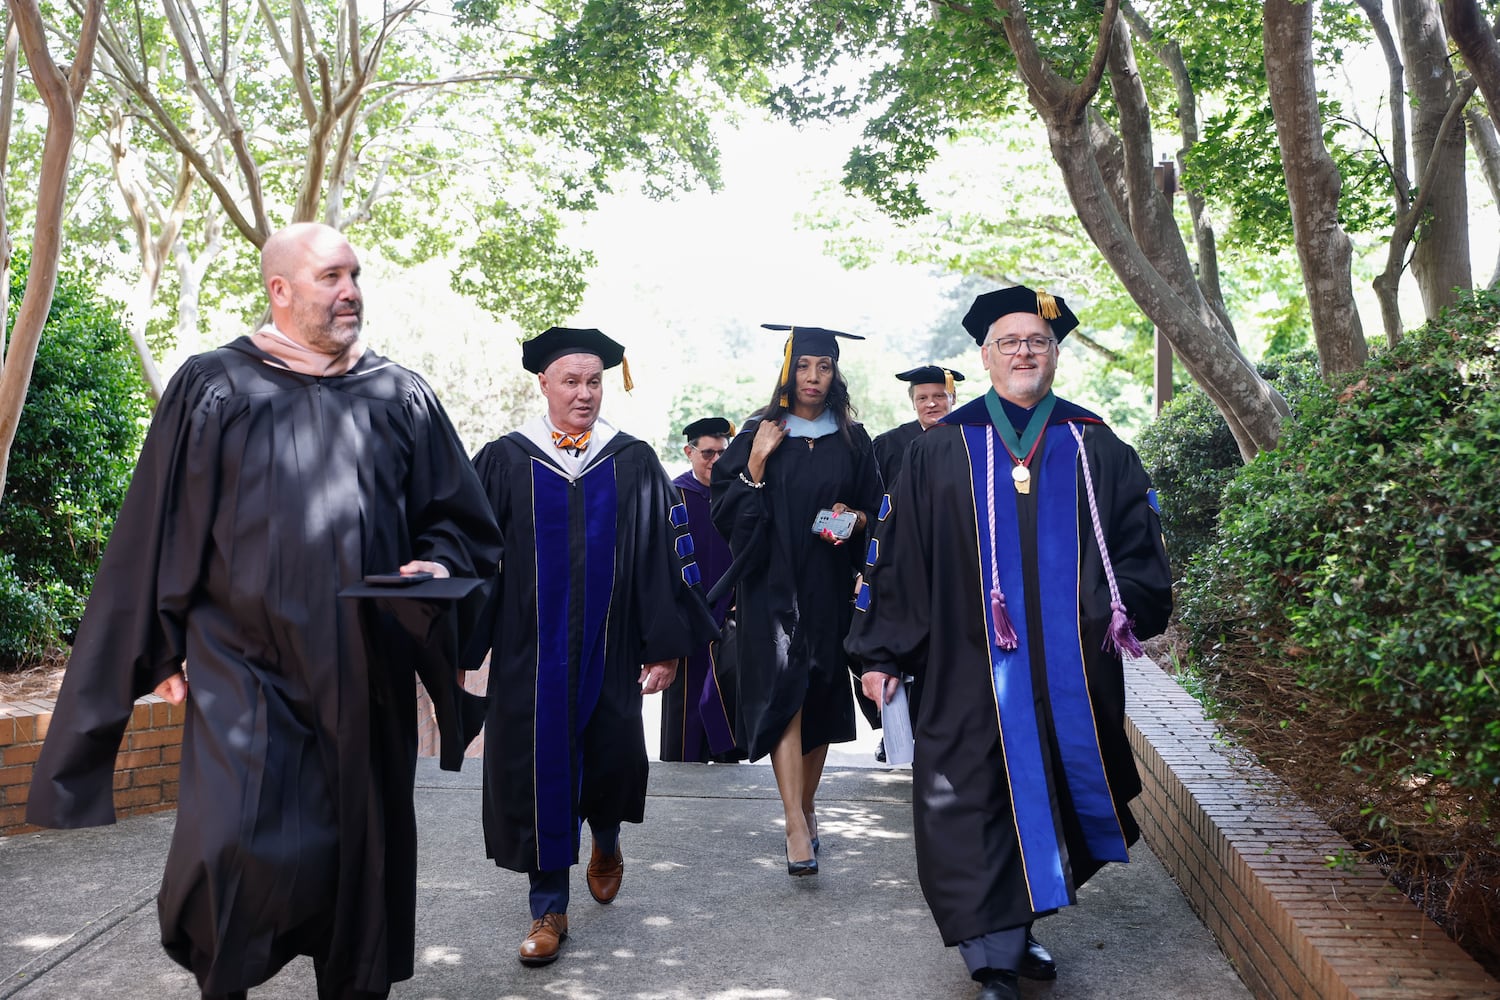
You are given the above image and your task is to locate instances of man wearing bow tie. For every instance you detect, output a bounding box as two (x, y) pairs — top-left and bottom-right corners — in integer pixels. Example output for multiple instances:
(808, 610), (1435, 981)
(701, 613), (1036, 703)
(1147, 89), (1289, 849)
(468, 327), (716, 968)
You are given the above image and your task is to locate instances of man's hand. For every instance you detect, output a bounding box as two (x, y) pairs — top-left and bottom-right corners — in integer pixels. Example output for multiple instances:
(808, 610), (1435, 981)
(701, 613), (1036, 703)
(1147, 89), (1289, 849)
(154, 671), (189, 705)
(400, 559), (450, 578)
(860, 670), (900, 706)
(639, 660), (678, 695)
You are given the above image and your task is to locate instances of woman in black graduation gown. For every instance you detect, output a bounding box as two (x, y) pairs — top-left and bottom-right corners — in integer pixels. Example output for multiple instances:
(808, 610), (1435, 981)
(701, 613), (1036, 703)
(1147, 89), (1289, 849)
(711, 325), (883, 875)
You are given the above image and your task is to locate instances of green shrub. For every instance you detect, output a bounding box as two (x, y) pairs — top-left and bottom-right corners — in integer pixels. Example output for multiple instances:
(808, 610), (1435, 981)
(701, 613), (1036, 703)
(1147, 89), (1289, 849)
(1137, 352), (1323, 575)
(1180, 289), (1500, 815)
(0, 553), (66, 666)
(0, 254), (149, 670)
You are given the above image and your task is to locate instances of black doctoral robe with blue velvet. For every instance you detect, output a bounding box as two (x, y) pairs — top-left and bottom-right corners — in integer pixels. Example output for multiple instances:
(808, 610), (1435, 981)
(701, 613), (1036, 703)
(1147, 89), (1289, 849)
(845, 394), (1172, 945)
(661, 470), (739, 762)
(471, 430), (715, 873)
(25, 338), (502, 995)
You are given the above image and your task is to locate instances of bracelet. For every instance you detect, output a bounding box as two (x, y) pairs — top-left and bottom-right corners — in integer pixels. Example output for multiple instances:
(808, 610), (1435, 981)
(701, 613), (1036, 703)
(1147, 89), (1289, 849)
(739, 471), (766, 489)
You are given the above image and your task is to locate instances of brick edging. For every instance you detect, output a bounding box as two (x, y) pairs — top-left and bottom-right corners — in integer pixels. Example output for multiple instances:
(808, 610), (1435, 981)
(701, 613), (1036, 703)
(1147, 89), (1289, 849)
(0, 696), (184, 835)
(1, 678), (478, 837)
(1124, 655), (1500, 999)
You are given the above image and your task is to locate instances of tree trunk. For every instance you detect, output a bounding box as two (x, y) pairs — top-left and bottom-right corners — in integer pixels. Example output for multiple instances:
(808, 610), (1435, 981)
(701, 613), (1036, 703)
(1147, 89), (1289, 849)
(0, 0), (100, 504)
(1465, 107), (1500, 288)
(1355, 0), (1409, 345)
(1396, 0), (1471, 318)
(0, 20), (18, 370)
(1120, 2), (1232, 336)
(1263, 0), (1368, 376)
(993, 0), (1287, 460)
(1444, 0), (1500, 137)
(172, 208), (224, 347)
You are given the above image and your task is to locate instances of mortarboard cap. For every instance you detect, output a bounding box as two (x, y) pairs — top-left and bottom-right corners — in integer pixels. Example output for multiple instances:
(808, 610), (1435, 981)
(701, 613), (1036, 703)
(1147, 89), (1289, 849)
(683, 416), (736, 440)
(762, 324), (865, 407)
(896, 365), (966, 395)
(522, 327), (633, 390)
(961, 286), (1079, 345)
(761, 324), (864, 361)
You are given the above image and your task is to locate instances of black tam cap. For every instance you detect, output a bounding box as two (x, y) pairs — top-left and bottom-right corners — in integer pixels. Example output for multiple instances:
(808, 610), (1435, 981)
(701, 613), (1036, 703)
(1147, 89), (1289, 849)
(896, 365), (966, 388)
(761, 324), (864, 361)
(521, 327), (627, 374)
(961, 286), (1079, 345)
(683, 416), (735, 441)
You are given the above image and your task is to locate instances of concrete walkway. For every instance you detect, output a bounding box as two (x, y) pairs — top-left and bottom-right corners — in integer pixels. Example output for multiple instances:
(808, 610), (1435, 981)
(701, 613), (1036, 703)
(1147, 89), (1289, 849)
(0, 738), (1250, 1000)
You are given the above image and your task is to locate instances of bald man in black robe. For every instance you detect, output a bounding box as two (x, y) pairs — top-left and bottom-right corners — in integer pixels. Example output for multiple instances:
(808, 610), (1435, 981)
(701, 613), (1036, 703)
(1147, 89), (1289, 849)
(27, 223), (502, 1000)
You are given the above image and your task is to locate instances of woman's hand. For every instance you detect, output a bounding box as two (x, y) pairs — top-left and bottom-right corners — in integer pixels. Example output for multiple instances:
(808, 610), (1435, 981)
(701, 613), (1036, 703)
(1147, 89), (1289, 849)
(817, 502), (866, 546)
(746, 418), (787, 484)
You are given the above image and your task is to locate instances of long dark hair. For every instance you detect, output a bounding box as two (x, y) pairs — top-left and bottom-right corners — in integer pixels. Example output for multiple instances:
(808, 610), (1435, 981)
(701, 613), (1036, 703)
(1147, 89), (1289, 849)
(758, 355), (859, 445)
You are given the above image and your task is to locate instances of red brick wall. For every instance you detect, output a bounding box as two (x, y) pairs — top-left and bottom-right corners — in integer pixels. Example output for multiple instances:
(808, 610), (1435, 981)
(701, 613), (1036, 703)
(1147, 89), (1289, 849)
(3, 665), (486, 836)
(1124, 656), (1500, 999)
(1, 696), (184, 836)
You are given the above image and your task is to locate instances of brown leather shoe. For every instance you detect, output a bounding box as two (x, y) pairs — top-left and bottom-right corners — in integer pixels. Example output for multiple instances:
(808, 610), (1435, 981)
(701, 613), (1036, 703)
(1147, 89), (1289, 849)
(586, 840), (624, 904)
(518, 912), (568, 966)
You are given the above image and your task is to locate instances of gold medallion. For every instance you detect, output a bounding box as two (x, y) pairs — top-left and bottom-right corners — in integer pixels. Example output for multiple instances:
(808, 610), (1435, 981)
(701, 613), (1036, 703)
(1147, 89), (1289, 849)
(1012, 463), (1031, 495)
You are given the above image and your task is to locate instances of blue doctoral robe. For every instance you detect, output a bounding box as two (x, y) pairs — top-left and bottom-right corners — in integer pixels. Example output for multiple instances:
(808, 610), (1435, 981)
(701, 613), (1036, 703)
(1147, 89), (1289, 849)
(471, 429), (715, 873)
(661, 470), (740, 762)
(846, 394), (1172, 944)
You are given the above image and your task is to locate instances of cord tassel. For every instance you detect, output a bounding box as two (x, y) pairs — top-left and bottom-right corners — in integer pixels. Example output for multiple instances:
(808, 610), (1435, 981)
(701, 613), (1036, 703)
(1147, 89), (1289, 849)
(1106, 601), (1144, 658)
(991, 588), (1019, 651)
(1071, 422), (1143, 659)
(777, 330), (795, 407)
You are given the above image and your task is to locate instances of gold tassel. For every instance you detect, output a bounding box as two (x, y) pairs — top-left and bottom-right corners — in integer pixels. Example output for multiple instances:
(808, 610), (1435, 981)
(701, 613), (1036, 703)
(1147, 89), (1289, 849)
(944, 369), (955, 395)
(1036, 289), (1060, 321)
(621, 355), (634, 393)
(777, 329), (795, 408)
(727, 421), (737, 437)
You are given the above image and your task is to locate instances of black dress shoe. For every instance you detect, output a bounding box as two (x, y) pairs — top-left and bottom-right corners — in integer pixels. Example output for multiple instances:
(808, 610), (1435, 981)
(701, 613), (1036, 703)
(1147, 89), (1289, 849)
(874, 737), (887, 763)
(975, 969), (1020, 1000)
(1019, 930), (1057, 980)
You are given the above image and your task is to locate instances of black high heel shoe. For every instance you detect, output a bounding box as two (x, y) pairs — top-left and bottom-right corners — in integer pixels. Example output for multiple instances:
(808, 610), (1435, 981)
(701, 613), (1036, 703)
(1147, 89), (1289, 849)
(785, 841), (818, 877)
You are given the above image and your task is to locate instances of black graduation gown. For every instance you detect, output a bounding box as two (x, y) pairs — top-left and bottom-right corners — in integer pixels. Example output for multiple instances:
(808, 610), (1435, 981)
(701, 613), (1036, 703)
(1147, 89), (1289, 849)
(471, 429), (715, 873)
(710, 417), (883, 762)
(660, 471), (739, 762)
(845, 395), (1172, 945)
(872, 419), (922, 488)
(26, 339), (503, 994)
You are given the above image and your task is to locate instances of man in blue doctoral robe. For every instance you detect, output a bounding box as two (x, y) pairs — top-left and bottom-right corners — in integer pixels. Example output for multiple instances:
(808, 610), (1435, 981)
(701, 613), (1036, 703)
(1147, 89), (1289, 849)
(847, 286), (1173, 1000)
(662, 416), (741, 762)
(469, 327), (716, 968)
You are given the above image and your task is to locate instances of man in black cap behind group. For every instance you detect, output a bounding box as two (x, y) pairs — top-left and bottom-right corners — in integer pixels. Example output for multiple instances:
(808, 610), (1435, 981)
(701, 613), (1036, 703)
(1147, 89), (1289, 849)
(867, 364), (965, 760)
(847, 287), (1172, 1000)
(871, 364), (966, 489)
(468, 327), (716, 967)
(661, 416), (741, 762)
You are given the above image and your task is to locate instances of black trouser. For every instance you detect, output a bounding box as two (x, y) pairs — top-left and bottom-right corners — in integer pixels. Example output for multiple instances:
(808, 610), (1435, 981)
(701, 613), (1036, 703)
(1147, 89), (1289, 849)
(202, 955), (391, 1000)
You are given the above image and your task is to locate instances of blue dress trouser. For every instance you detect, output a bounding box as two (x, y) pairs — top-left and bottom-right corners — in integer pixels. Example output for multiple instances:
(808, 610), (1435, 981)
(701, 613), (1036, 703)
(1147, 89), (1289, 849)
(528, 822), (620, 918)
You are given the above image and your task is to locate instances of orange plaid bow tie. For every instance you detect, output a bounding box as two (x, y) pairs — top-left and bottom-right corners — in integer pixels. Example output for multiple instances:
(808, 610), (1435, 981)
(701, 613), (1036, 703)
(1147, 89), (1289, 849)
(552, 429), (591, 453)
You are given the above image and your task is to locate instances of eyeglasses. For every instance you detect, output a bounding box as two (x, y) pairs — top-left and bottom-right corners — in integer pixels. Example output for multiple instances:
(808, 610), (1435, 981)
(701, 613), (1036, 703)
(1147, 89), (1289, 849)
(691, 447), (725, 459)
(986, 336), (1055, 355)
